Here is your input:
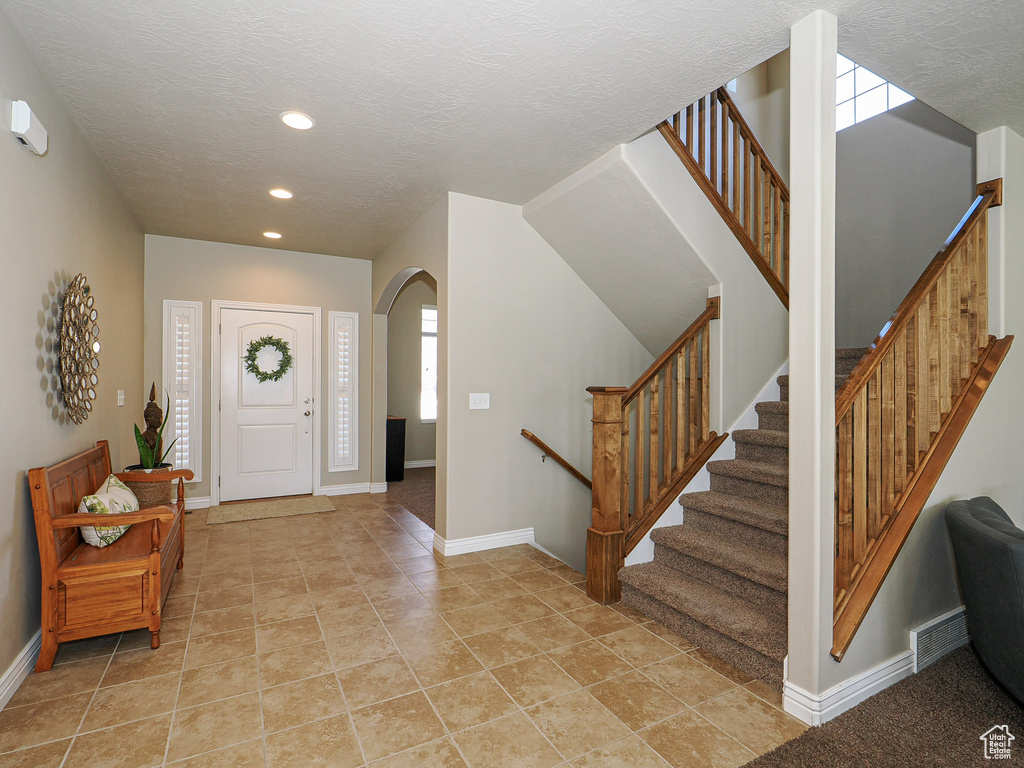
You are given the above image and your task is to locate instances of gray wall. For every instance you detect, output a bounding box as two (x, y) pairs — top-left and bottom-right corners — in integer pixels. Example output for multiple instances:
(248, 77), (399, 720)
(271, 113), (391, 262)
(0, 9), (144, 679)
(387, 273), (438, 463)
(447, 193), (652, 569)
(836, 100), (976, 347)
(144, 236), (373, 498)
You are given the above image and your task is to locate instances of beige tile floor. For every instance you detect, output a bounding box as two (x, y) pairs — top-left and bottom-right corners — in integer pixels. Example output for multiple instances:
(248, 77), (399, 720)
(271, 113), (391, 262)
(0, 493), (806, 768)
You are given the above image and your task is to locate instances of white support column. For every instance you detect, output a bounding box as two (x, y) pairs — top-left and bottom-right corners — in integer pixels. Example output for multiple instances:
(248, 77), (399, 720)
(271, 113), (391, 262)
(785, 9), (838, 722)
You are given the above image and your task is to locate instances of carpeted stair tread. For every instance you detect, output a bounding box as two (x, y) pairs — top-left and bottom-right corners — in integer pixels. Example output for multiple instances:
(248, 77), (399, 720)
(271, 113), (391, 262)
(619, 562), (787, 662)
(678, 490), (787, 535)
(732, 428), (787, 448)
(707, 458), (788, 488)
(652, 525), (787, 592)
(754, 400), (789, 432)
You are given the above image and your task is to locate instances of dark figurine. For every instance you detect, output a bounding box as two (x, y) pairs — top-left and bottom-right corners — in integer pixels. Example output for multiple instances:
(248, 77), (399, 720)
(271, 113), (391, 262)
(142, 383), (163, 459)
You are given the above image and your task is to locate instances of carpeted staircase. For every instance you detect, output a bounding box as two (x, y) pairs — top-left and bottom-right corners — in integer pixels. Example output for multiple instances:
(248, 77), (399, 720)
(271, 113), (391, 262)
(618, 348), (867, 690)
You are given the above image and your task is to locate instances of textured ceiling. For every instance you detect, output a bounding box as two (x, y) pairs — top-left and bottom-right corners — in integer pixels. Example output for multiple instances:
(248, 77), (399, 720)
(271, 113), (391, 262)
(1, 0), (1022, 260)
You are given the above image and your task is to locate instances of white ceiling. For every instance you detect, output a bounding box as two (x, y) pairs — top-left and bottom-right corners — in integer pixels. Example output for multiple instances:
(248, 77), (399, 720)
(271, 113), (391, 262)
(2, 0), (1022, 260)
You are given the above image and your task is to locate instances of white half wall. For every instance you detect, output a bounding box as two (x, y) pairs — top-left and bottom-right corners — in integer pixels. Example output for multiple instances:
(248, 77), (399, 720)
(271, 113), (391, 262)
(446, 193), (652, 571)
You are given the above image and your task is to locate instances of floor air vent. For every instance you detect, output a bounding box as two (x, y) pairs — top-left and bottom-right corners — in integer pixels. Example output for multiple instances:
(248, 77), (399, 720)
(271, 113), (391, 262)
(911, 606), (968, 673)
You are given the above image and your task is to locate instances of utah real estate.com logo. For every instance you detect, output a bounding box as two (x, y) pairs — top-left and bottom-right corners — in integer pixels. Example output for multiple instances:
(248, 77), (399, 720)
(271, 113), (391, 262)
(980, 725), (1015, 760)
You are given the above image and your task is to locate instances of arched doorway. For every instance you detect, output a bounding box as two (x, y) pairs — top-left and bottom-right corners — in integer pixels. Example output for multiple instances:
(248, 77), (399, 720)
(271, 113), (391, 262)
(372, 267), (446, 539)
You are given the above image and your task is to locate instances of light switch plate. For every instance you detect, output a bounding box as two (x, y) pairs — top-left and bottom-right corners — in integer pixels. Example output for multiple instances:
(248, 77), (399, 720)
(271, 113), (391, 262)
(117, 389), (125, 407)
(469, 393), (490, 410)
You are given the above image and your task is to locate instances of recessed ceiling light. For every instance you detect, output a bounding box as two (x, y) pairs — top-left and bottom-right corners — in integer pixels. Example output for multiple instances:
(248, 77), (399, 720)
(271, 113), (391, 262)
(263, 231), (282, 239)
(280, 111), (314, 130)
(269, 188), (293, 199)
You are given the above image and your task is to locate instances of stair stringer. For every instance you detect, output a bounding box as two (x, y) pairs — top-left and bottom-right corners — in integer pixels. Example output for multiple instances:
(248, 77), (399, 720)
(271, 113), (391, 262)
(625, 359), (788, 566)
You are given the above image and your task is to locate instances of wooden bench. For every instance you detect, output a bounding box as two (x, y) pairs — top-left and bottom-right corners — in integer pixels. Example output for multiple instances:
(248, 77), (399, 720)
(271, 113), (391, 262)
(28, 440), (193, 672)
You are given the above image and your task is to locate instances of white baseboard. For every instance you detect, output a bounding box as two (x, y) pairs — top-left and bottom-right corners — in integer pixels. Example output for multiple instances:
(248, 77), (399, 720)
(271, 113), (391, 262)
(784, 649), (914, 726)
(433, 528), (535, 557)
(0, 631), (41, 710)
(404, 460), (436, 469)
(370, 482), (388, 494)
(184, 496), (212, 511)
(318, 482), (371, 496)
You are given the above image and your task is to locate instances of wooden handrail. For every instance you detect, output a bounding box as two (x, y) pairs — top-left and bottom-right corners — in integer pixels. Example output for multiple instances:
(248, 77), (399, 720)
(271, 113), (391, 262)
(832, 179), (1009, 660)
(835, 180), (1002, 421)
(659, 86), (789, 308)
(586, 301), (725, 603)
(520, 429), (592, 489)
(624, 297), (720, 405)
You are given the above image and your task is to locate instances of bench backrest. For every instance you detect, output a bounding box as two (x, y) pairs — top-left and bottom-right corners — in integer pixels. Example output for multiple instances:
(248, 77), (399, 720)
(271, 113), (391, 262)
(29, 441), (112, 567)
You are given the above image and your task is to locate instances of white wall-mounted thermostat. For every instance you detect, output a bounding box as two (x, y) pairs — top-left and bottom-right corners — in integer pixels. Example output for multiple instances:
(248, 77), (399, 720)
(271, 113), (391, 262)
(11, 100), (48, 155)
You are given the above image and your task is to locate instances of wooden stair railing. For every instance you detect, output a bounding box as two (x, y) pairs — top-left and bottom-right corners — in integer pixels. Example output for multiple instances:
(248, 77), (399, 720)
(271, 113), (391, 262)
(832, 178), (1012, 660)
(520, 429), (592, 489)
(587, 297), (728, 603)
(658, 87), (789, 308)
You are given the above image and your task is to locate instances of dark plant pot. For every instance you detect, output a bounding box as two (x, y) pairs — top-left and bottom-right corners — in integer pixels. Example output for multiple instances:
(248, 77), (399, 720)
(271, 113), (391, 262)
(123, 463), (173, 508)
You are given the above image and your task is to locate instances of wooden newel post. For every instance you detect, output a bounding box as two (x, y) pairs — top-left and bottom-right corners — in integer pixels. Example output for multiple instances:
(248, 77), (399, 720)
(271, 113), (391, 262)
(586, 386), (627, 604)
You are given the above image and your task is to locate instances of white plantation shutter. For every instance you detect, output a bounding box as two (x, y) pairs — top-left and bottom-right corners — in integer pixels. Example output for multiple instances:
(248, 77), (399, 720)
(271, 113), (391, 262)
(330, 311), (358, 472)
(162, 300), (202, 480)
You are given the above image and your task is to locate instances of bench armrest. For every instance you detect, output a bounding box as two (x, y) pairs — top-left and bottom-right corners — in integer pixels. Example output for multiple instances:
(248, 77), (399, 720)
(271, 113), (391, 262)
(51, 505), (176, 529)
(115, 469), (195, 484)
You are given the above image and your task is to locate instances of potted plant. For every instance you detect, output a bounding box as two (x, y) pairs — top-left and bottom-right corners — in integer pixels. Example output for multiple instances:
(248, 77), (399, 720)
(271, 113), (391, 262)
(123, 384), (178, 507)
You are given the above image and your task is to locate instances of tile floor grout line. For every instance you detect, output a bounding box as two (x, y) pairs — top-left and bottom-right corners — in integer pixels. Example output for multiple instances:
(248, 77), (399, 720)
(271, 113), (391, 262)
(57, 615), (131, 768)
(160, 532), (204, 766)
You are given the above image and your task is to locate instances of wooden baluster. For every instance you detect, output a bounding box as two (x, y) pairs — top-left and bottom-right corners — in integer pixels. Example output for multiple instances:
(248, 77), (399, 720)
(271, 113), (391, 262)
(672, 111), (681, 138)
(762, 171), (772, 264)
(916, 301), (930, 457)
(701, 324), (711, 442)
(662, 368), (672, 488)
(621, 401), (631, 523)
(586, 387), (627, 604)
(867, 367), (881, 548)
(836, 407), (854, 593)
(636, 390), (645, 514)
(685, 104), (694, 151)
(967, 223), (979, 363)
(894, 334), (908, 496)
(710, 91), (718, 196)
(854, 386), (869, 565)
(689, 338), (699, 452)
(937, 270), (951, 417)
(649, 379), (660, 501)
(978, 214), (988, 343)
(928, 284), (942, 438)
(698, 97), (707, 173)
(959, 248), (971, 381)
(782, 200), (790, 289)
(880, 348), (895, 522)
(721, 103), (729, 203)
(773, 184), (783, 282)
(732, 120), (741, 214)
(743, 136), (752, 235)
(905, 317), (917, 474)
(753, 156), (762, 248)
(947, 255), (960, 393)
(676, 351), (685, 466)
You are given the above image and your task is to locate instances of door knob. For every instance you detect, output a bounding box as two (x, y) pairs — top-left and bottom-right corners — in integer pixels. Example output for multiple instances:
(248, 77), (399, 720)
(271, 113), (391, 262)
(304, 410), (311, 416)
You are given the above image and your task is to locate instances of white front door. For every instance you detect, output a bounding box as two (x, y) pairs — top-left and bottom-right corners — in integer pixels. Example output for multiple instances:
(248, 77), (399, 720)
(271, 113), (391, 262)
(219, 307), (315, 501)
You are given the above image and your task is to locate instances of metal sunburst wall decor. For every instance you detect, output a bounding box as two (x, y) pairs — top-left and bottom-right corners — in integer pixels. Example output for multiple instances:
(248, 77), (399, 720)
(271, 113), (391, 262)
(58, 273), (101, 424)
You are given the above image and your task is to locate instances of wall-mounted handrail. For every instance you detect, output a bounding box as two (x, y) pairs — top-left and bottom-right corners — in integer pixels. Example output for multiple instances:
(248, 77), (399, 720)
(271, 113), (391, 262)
(832, 179), (1010, 660)
(520, 429), (592, 489)
(658, 86), (789, 308)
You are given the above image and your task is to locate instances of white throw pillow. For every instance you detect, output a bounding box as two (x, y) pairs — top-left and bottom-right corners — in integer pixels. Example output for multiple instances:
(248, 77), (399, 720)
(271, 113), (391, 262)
(78, 474), (139, 547)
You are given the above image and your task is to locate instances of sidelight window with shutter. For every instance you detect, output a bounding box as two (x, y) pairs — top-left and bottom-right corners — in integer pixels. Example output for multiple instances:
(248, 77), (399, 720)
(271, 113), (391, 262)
(162, 300), (202, 480)
(329, 311), (359, 472)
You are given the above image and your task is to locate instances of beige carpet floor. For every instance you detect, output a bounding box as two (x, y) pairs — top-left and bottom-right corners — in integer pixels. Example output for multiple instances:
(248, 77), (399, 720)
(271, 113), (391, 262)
(382, 468), (435, 529)
(206, 495), (336, 525)
(743, 644), (1024, 767)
